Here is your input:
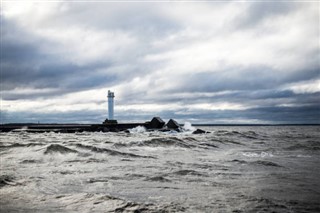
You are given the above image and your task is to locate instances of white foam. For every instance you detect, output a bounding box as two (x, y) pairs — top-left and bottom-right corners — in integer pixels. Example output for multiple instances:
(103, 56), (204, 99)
(129, 126), (147, 133)
(242, 152), (273, 158)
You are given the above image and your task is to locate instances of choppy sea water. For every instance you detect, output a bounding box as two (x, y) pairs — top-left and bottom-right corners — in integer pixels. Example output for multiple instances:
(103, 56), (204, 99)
(1, 125), (320, 212)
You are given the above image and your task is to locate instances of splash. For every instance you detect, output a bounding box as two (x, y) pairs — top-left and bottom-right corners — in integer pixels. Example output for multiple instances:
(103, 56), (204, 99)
(182, 122), (196, 132)
(129, 126), (146, 133)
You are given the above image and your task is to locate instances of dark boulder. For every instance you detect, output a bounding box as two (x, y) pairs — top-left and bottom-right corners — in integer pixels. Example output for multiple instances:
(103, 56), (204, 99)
(192, 129), (209, 134)
(166, 119), (180, 129)
(149, 117), (165, 129)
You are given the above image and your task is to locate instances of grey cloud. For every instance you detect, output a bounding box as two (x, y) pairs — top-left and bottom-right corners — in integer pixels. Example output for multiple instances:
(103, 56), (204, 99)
(1, 2), (319, 124)
(0, 109), (106, 124)
(1, 58), (117, 94)
(1, 4), (174, 95)
(170, 105), (320, 124)
(1, 18), (120, 95)
(43, 2), (181, 38)
(238, 2), (297, 28)
(162, 66), (319, 94)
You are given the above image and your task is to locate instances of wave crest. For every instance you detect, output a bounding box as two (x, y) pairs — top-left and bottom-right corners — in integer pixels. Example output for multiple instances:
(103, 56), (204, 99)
(44, 144), (78, 154)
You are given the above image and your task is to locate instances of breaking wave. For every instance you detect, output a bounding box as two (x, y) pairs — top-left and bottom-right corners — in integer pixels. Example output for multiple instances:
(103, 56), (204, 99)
(182, 122), (196, 132)
(0, 142), (46, 149)
(113, 137), (196, 149)
(0, 175), (16, 188)
(215, 130), (260, 139)
(253, 160), (282, 167)
(44, 144), (78, 154)
(75, 143), (155, 158)
(129, 126), (147, 133)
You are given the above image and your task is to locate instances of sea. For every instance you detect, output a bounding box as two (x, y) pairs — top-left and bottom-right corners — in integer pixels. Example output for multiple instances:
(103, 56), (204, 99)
(1, 125), (320, 212)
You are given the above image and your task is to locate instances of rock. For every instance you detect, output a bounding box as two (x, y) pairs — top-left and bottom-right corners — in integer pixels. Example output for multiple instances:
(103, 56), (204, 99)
(192, 129), (209, 134)
(109, 128), (120, 132)
(166, 119), (180, 129)
(149, 117), (165, 129)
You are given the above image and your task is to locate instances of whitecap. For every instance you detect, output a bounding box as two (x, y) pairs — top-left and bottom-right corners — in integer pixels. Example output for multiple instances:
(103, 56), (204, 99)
(242, 152), (273, 158)
(182, 122), (196, 132)
(129, 126), (147, 133)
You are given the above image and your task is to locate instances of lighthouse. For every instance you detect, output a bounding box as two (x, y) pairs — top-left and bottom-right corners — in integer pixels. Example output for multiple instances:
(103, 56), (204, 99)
(108, 90), (115, 120)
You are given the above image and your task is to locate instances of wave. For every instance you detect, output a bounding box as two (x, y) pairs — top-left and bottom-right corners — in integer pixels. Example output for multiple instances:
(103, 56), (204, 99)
(242, 152), (273, 158)
(182, 122), (196, 132)
(215, 130), (259, 139)
(232, 159), (248, 164)
(198, 142), (219, 148)
(232, 159), (282, 167)
(20, 159), (42, 164)
(244, 197), (295, 212)
(145, 176), (171, 182)
(253, 160), (282, 167)
(46, 193), (181, 212)
(44, 144), (78, 154)
(129, 126), (147, 133)
(113, 137), (196, 149)
(285, 143), (320, 151)
(0, 175), (16, 187)
(112, 136), (220, 150)
(87, 178), (109, 183)
(170, 169), (208, 177)
(75, 143), (155, 158)
(0, 142), (46, 149)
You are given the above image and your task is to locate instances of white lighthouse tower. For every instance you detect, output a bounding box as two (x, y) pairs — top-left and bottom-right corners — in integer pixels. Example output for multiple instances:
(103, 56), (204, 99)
(107, 90), (115, 120)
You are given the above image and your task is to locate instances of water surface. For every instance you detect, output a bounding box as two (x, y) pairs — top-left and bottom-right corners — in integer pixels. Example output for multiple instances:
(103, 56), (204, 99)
(1, 126), (319, 212)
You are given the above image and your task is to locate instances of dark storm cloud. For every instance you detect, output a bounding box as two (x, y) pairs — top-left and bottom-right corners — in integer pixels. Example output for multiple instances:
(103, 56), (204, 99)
(162, 66), (319, 94)
(245, 105), (320, 124)
(0, 3), (177, 97)
(1, 57), (117, 95)
(168, 105), (320, 124)
(131, 89), (320, 114)
(0, 109), (106, 124)
(1, 17), (118, 95)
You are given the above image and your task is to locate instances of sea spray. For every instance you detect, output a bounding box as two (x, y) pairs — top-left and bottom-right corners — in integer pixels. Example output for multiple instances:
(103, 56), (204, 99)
(129, 126), (147, 133)
(182, 122), (196, 132)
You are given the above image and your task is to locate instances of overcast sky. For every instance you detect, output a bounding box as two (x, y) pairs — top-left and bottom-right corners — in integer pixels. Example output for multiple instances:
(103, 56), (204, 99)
(1, 1), (319, 124)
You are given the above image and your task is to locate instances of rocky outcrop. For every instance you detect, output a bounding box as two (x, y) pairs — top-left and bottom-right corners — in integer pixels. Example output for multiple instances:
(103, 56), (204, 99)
(166, 119), (180, 129)
(149, 117), (165, 129)
(192, 129), (209, 134)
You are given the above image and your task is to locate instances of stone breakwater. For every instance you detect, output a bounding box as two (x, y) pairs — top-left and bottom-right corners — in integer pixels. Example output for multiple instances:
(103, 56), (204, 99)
(0, 117), (209, 134)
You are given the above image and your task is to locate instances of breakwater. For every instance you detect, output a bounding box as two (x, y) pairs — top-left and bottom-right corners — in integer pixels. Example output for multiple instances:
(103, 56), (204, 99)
(0, 117), (207, 134)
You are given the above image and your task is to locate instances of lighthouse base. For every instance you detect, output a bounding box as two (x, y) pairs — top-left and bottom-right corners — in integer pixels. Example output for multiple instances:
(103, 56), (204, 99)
(103, 119), (118, 124)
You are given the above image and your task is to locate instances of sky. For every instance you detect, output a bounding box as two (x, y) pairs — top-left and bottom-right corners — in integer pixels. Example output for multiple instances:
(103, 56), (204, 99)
(0, 0), (319, 124)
